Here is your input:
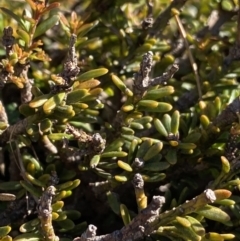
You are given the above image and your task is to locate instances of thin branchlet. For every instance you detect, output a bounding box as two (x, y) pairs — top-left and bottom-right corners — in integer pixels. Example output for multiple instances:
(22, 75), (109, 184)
(174, 12), (202, 99)
(134, 51), (153, 90)
(133, 51), (178, 100)
(38, 183), (59, 241)
(81, 225), (97, 240)
(66, 124), (106, 153)
(150, 64), (179, 86)
(74, 196), (165, 241)
(224, 2), (240, 66)
(1, 27), (33, 102)
(0, 27), (14, 87)
(0, 118), (28, 146)
(133, 173), (147, 212)
(90, 180), (112, 196)
(133, 173), (144, 190)
(225, 123), (240, 162)
(197, 9), (237, 39)
(212, 97), (240, 129)
(146, 0), (153, 17)
(2, 26), (15, 57)
(51, 34), (80, 93)
(48, 171), (59, 186)
(61, 34), (80, 80)
(19, 65), (33, 104)
(142, 17), (153, 30)
(61, 124), (106, 163)
(74, 189), (221, 241)
(0, 100), (8, 124)
(224, 43), (240, 66)
(149, 0), (187, 37)
(132, 158), (144, 170)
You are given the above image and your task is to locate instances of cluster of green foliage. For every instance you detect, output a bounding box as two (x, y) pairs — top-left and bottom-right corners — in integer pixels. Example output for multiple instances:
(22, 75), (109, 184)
(0, 0), (240, 241)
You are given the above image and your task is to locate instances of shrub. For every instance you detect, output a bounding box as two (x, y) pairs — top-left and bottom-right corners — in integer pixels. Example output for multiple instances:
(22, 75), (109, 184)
(0, 0), (239, 241)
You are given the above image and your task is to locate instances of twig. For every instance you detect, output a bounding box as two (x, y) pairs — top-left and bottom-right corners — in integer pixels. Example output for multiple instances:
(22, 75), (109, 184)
(175, 89), (199, 111)
(1, 27), (33, 102)
(172, 6), (238, 111)
(133, 51), (153, 94)
(0, 109), (46, 145)
(211, 96), (240, 129)
(224, 123), (240, 162)
(10, 62), (33, 104)
(66, 123), (106, 154)
(20, 74), (33, 103)
(80, 225), (97, 240)
(141, 0), (153, 30)
(173, 10), (202, 100)
(197, 8), (237, 39)
(74, 196), (165, 241)
(223, 1), (240, 66)
(133, 51), (179, 100)
(59, 124), (106, 164)
(170, 37), (185, 56)
(48, 171), (59, 186)
(38, 186), (59, 241)
(0, 100), (8, 124)
(74, 189), (222, 241)
(237, 0), (240, 45)
(149, 0), (187, 37)
(146, 0), (153, 17)
(1, 26), (15, 57)
(150, 64), (179, 86)
(209, 126), (240, 189)
(132, 158), (144, 169)
(152, 189), (216, 228)
(132, 174), (147, 212)
(0, 118), (28, 145)
(90, 180), (112, 196)
(8, 139), (39, 203)
(51, 34), (80, 93)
